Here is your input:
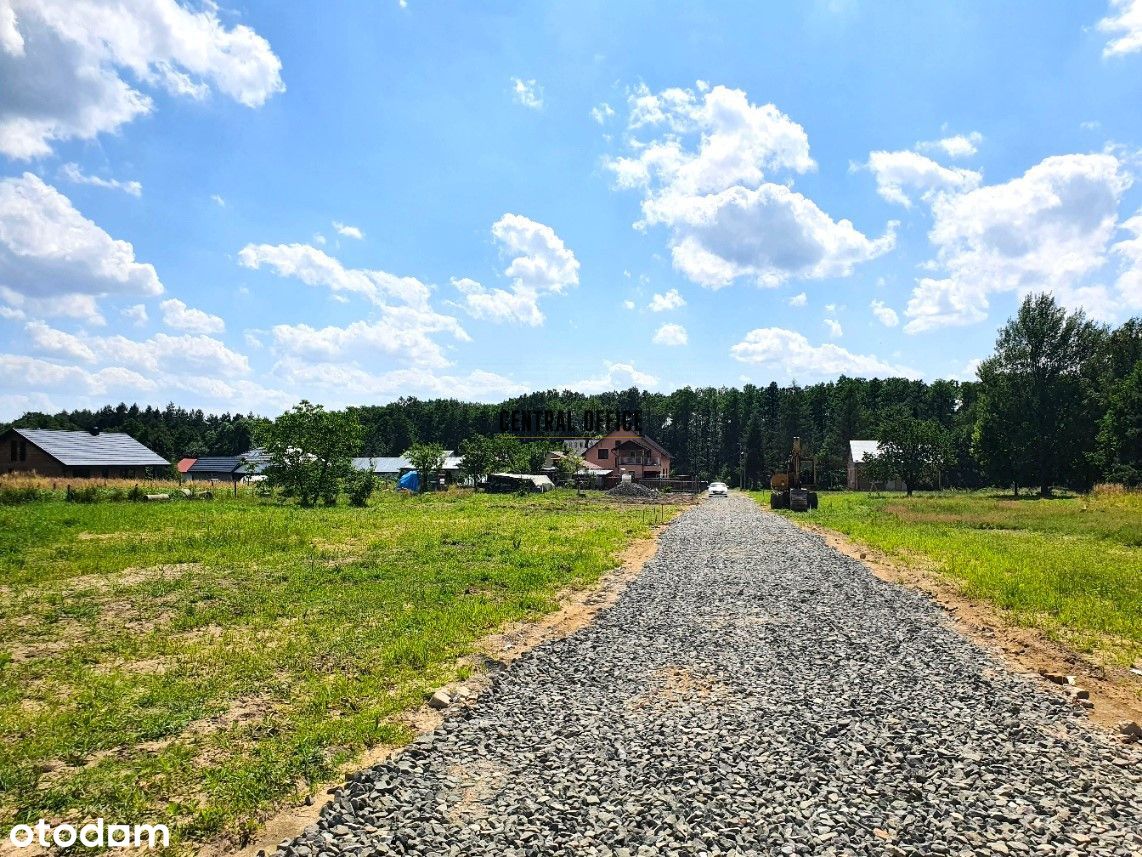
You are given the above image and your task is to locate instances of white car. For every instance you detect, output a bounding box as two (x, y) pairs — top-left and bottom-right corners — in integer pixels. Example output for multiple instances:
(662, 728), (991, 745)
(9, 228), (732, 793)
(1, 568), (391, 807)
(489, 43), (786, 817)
(708, 481), (729, 497)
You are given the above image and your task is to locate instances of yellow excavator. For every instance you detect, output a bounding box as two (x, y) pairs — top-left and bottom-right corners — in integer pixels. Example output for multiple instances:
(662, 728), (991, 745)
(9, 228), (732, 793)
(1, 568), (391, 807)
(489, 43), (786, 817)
(770, 436), (818, 512)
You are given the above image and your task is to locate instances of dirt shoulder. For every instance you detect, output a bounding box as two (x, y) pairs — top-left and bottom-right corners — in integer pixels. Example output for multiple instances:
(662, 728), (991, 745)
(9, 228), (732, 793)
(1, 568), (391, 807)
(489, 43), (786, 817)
(205, 521), (675, 857)
(792, 519), (1142, 734)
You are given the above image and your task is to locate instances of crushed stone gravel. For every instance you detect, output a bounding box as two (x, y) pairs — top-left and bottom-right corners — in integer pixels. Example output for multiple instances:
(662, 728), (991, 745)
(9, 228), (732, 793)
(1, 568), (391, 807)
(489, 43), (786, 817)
(277, 494), (1141, 857)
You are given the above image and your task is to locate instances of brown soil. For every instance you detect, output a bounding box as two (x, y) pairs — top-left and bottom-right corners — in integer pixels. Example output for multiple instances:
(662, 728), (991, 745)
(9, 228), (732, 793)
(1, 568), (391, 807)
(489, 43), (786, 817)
(61, 562), (201, 596)
(440, 761), (509, 823)
(204, 528), (669, 857)
(793, 520), (1142, 734)
(626, 665), (730, 709)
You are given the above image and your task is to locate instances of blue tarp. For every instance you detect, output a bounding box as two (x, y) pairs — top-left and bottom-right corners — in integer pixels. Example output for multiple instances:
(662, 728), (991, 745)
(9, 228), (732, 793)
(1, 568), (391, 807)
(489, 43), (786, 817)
(398, 470), (420, 492)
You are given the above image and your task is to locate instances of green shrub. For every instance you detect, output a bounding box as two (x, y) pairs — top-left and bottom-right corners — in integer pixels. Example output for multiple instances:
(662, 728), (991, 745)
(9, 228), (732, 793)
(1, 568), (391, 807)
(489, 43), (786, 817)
(347, 469), (376, 507)
(66, 485), (101, 503)
(0, 485), (47, 505)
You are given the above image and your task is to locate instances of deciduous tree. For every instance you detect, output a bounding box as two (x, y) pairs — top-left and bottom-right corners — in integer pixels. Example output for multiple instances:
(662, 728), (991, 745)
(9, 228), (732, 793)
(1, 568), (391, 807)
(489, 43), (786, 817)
(258, 401), (362, 506)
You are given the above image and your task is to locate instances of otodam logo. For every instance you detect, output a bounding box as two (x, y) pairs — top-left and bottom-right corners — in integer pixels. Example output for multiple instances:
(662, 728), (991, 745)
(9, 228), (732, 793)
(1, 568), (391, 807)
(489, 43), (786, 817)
(499, 409), (642, 436)
(8, 820), (169, 849)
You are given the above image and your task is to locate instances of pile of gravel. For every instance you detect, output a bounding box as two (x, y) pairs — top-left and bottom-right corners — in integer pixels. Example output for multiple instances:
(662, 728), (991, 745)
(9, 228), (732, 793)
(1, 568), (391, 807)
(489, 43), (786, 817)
(605, 481), (661, 499)
(277, 495), (1141, 857)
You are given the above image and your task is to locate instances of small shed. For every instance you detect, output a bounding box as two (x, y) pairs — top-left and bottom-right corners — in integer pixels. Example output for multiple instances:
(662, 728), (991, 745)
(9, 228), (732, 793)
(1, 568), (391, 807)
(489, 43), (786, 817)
(846, 440), (906, 492)
(177, 457), (197, 474)
(186, 456), (242, 483)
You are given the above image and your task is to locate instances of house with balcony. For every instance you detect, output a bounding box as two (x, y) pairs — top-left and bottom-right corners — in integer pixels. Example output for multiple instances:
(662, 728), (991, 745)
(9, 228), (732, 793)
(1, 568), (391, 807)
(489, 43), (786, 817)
(581, 429), (672, 479)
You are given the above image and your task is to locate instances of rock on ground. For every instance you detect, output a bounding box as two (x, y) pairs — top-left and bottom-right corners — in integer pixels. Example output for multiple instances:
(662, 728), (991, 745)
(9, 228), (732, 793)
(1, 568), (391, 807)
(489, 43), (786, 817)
(278, 495), (1141, 857)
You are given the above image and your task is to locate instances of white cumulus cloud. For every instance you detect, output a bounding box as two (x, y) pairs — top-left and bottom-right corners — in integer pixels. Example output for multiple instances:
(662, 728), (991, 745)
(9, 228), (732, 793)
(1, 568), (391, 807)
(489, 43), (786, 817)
(1111, 212), (1142, 308)
(903, 153), (1132, 332)
(648, 288), (685, 312)
(864, 149), (981, 208)
(333, 221), (364, 240)
(0, 174), (161, 320)
(453, 214), (579, 326)
(239, 242), (433, 308)
(239, 241), (470, 370)
(24, 319), (95, 361)
(730, 328), (917, 379)
(573, 361), (658, 393)
(788, 292), (807, 307)
(823, 318), (843, 338)
(270, 314), (465, 371)
(160, 298), (224, 335)
(1100, 0), (1142, 56)
(590, 102), (615, 124)
(511, 77), (543, 110)
(870, 299), (899, 327)
(916, 132), (983, 160)
(607, 82), (893, 289)
(0, 0), (284, 159)
(652, 322), (688, 346)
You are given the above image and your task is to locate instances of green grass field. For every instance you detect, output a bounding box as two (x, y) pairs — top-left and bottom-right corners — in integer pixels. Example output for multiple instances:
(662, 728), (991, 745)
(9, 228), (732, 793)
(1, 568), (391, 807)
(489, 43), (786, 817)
(754, 489), (1142, 666)
(0, 488), (673, 849)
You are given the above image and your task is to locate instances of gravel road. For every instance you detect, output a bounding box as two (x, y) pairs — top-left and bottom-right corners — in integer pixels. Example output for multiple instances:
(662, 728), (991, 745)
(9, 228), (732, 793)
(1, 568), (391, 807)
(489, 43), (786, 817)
(280, 495), (1141, 856)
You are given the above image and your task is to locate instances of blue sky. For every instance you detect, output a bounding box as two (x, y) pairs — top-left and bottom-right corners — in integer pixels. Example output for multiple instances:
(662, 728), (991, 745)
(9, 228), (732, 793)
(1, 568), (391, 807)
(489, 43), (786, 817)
(2, 0), (1141, 419)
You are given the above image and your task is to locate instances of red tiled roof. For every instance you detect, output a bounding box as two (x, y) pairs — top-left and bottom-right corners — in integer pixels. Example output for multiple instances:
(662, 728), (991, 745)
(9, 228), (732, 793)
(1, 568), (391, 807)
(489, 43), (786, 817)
(177, 457), (197, 473)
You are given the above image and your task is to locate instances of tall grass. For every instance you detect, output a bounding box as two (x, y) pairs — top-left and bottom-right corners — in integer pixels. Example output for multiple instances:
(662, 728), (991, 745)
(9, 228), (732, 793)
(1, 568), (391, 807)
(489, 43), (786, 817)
(0, 474), (192, 505)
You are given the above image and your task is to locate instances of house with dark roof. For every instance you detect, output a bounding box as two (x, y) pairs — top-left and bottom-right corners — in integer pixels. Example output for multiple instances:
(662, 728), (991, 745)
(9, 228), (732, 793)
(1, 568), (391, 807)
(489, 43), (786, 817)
(1, 428), (169, 478)
(185, 456), (244, 482)
(581, 429), (671, 479)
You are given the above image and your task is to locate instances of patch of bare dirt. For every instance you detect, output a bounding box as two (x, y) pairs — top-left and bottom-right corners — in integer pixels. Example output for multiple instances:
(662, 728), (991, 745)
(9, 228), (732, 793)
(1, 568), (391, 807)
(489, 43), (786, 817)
(61, 562), (201, 596)
(185, 695), (275, 739)
(626, 665), (730, 710)
(440, 761), (509, 823)
(795, 521), (1142, 733)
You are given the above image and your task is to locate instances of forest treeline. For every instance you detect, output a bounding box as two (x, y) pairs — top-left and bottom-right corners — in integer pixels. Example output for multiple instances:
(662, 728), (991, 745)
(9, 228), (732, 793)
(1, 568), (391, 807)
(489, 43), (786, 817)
(5, 296), (1140, 492)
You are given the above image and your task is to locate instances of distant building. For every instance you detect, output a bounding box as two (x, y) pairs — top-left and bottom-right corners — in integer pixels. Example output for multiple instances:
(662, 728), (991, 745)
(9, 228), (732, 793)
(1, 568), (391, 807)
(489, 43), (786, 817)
(542, 449), (611, 475)
(581, 430), (671, 479)
(185, 456), (244, 482)
(1, 428), (169, 478)
(177, 458), (197, 474)
(352, 451), (468, 486)
(351, 456), (412, 477)
(562, 438), (591, 455)
(846, 440), (906, 491)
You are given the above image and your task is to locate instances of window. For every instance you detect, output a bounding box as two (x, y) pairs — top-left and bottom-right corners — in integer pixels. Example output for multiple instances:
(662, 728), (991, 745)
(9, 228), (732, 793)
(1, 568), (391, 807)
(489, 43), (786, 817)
(597, 448), (608, 460)
(18, 441), (26, 462)
(9, 440), (15, 462)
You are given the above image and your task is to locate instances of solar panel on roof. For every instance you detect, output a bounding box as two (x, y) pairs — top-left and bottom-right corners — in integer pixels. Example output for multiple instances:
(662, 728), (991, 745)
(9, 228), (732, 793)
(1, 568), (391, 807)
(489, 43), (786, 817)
(186, 457), (243, 473)
(15, 429), (169, 467)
